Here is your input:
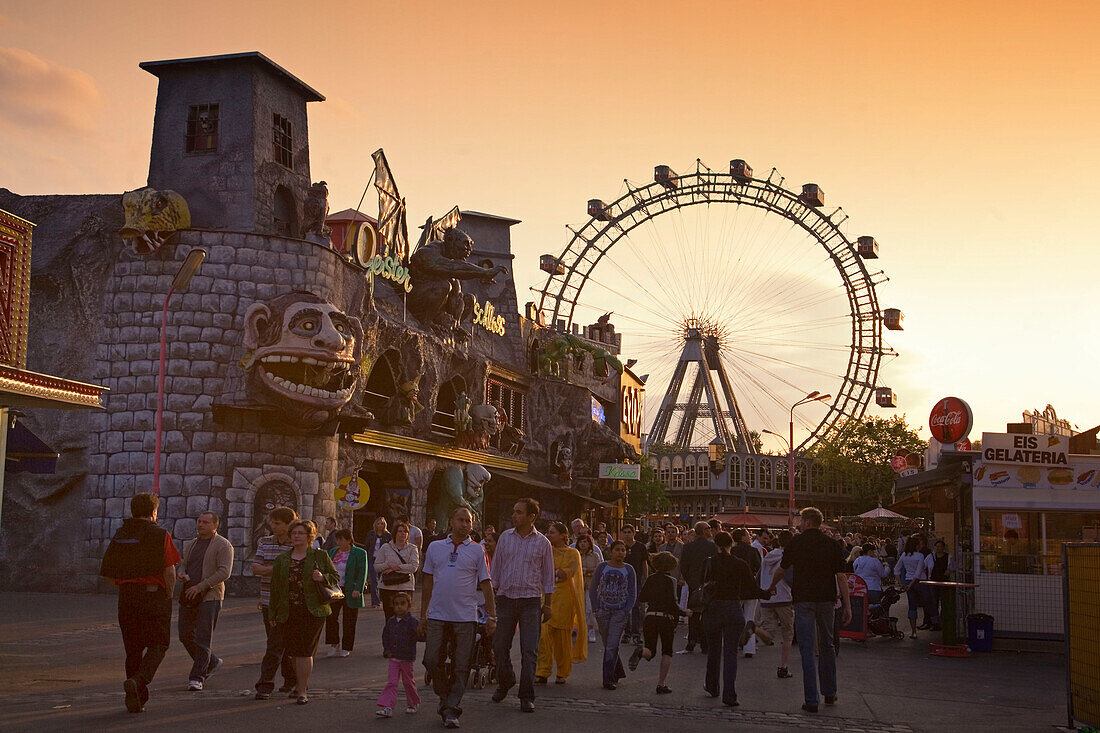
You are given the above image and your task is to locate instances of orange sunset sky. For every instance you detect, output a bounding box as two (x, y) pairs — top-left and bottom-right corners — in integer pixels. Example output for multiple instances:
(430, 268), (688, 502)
(2, 1), (1099, 445)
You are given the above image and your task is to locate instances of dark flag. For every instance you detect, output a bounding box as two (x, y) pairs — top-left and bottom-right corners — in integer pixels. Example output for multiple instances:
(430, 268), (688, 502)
(371, 149), (409, 260)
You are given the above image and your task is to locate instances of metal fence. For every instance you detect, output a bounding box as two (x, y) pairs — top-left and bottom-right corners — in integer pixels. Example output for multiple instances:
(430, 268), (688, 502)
(1064, 543), (1100, 729)
(956, 551), (1064, 639)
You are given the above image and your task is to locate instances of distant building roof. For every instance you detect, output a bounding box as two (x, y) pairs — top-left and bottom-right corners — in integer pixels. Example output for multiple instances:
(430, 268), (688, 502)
(139, 51), (325, 102)
(460, 210), (522, 226)
(327, 208), (377, 224)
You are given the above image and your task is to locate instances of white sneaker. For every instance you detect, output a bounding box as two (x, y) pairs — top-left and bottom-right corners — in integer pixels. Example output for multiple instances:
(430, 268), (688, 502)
(376, 707), (393, 718)
(405, 705), (419, 714)
(337, 649), (351, 658)
(188, 680), (203, 691)
(326, 645), (341, 658)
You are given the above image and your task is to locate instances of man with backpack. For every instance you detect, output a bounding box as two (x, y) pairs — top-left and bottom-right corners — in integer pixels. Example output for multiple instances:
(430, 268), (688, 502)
(99, 492), (181, 713)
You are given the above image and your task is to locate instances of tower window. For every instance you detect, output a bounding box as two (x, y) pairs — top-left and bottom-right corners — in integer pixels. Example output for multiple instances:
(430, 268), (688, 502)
(186, 104), (219, 153)
(273, 114), (293, 169)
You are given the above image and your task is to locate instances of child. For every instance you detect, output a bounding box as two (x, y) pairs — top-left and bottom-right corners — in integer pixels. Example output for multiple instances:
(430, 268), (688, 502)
(589, 540), (637, 690)
(376, 592), (420, 717)
(629, 551), (684, 694)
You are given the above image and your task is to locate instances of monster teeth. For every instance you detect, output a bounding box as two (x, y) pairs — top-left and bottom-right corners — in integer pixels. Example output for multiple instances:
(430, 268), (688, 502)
(302, 357), (319, 365)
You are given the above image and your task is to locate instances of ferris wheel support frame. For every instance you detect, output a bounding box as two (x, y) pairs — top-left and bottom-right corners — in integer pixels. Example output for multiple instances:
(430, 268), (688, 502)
(536, 163), (891, 453)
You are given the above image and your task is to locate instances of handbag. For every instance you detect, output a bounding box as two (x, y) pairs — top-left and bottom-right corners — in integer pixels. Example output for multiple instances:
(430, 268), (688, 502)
(381, 544), (413, 586)
(687, 557), (717, 612)
(312, 550), (345, 603)
(687, 581), (717, 612)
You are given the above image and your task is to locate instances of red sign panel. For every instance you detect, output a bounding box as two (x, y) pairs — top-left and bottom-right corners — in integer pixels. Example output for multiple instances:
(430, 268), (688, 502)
(929, 396), (973, 444)
(839, 574), (868, 641)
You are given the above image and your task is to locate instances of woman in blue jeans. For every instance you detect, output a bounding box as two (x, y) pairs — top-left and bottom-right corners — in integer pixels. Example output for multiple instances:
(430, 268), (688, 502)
(703, 531), (772, 706)
(589, 541), (637, 690)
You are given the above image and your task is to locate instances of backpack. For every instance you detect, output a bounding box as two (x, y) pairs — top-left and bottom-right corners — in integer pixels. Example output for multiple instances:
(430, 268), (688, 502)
(100, 519), (167, 580)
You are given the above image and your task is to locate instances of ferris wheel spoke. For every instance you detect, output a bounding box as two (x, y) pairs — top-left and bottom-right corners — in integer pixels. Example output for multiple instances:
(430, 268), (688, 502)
(575, 261), (689, 330)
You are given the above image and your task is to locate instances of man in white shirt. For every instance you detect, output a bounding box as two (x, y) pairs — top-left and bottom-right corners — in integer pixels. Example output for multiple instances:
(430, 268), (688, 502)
(420, 508), (496, 729)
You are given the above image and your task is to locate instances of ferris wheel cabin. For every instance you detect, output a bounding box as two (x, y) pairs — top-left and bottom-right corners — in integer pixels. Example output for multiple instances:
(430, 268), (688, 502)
(729, 159), (754, 182)
(857, 235), (879, 259)
(540, 254), (565, 276)
(884, 308), (904, 331)
(654, 165), (679, 190)
(587, 199), (611, 221)
(876, 387), (898, 408)
(800, 183), (825, 207)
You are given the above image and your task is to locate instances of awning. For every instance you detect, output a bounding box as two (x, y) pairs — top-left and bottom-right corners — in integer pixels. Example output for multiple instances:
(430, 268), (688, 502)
(713, 512), (790, 529)
(490, 469), (618, 508)
(5, 420), (59, 474)
(858, 504), (908, 520)
(0, 364), (106, 410)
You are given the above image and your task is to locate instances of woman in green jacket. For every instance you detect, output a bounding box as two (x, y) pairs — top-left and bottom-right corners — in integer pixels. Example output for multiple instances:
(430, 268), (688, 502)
(325, 529), (367, 657)
(269, 519), (340, 704)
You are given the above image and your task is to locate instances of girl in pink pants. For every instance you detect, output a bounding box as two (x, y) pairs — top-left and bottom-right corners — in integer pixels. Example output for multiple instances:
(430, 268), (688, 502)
(376, 593), (420, 717)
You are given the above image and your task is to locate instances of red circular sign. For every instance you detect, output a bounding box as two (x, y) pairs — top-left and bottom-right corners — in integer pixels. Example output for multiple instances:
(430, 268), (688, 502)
(929, 397), (973, 444)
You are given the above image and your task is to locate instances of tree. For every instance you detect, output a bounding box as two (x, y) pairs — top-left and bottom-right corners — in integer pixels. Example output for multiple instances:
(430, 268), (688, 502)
(808, 414), (927, 511)
(627, 463), (670, 516)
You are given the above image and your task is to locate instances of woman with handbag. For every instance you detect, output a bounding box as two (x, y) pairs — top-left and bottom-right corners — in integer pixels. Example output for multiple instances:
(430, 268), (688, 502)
(365, 517), (392, 609)
(373, 521), (420, 620)
(269, 520), (340, 704)
(324, 529), (367, 657)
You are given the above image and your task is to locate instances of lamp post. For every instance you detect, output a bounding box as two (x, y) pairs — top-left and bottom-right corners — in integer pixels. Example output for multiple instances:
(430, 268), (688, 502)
(764, 390), (830, 528)
(153, 249), (206, 494)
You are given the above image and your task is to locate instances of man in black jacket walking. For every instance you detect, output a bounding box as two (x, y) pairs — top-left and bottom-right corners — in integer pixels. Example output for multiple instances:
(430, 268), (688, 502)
(100, 493), (181, 713)
(678, 521), (717, 653)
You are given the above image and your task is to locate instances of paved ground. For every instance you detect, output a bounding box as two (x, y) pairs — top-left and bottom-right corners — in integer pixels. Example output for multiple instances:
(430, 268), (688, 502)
(0, 592), (1067, 732)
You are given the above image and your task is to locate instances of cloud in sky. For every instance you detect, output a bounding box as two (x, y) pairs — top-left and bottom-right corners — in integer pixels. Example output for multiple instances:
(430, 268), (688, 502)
(0, 46), (101, 135)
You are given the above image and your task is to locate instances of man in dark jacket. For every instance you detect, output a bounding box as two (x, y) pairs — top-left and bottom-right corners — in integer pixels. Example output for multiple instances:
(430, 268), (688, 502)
(100, 492), (181, 713)
(678, 521), (717, 653)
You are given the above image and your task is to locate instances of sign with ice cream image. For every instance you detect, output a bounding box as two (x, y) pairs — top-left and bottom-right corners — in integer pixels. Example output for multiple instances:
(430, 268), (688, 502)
(974, 432), (1094, 490)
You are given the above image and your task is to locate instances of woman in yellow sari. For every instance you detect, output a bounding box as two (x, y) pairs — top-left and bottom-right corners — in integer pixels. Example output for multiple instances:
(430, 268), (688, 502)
(535, 521), (588, 684)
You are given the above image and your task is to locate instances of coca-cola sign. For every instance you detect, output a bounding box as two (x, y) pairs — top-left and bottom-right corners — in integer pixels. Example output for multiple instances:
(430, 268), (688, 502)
(929, 397), (973, 444)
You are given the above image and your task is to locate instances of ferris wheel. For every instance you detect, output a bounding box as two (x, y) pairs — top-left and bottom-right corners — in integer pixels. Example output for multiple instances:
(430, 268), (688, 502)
(535, 159), (901, 454)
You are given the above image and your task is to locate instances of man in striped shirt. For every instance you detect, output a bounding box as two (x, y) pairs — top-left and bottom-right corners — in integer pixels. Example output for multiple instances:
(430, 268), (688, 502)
(490, 498), (555, 713)
(251, 506), (297, 699)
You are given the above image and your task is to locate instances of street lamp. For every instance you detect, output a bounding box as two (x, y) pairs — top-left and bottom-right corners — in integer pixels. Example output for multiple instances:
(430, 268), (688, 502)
(153, 249), (206, 494)
(764, 390), (831, 528)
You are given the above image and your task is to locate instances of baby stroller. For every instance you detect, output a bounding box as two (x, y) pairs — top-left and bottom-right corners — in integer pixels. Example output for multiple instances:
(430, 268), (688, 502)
(867, 585), (904, 640)
(423, 613), (496, 690)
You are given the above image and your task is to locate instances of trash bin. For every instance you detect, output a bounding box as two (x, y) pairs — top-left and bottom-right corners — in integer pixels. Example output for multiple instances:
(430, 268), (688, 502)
(967, 613), (994, 652)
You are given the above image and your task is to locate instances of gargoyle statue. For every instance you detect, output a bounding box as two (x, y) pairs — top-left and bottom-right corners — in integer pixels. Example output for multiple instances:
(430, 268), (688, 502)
(551, 436), (575, 483)
(432, 463), (491, 528)
(384, 375), (424, 427)
(119, 187), (191, 255)
(408, 228), (506, 342)
(302, 181), (331, 241)
(455, 403), (500, 451)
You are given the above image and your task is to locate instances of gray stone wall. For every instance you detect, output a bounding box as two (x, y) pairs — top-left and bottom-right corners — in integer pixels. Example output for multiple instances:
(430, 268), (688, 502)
(80, 229), (367, 590)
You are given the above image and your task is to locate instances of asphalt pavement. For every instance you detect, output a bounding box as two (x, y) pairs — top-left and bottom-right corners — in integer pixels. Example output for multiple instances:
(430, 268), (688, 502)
(0, 592), (1067, 732)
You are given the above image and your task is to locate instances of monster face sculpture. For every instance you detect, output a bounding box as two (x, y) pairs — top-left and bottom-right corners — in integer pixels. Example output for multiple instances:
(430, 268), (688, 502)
(119, 187), (191, 255)
(242, 291), (364, 428)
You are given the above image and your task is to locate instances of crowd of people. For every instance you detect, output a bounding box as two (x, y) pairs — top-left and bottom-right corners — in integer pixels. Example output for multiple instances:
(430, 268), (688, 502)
(99, 493), (949, 726)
